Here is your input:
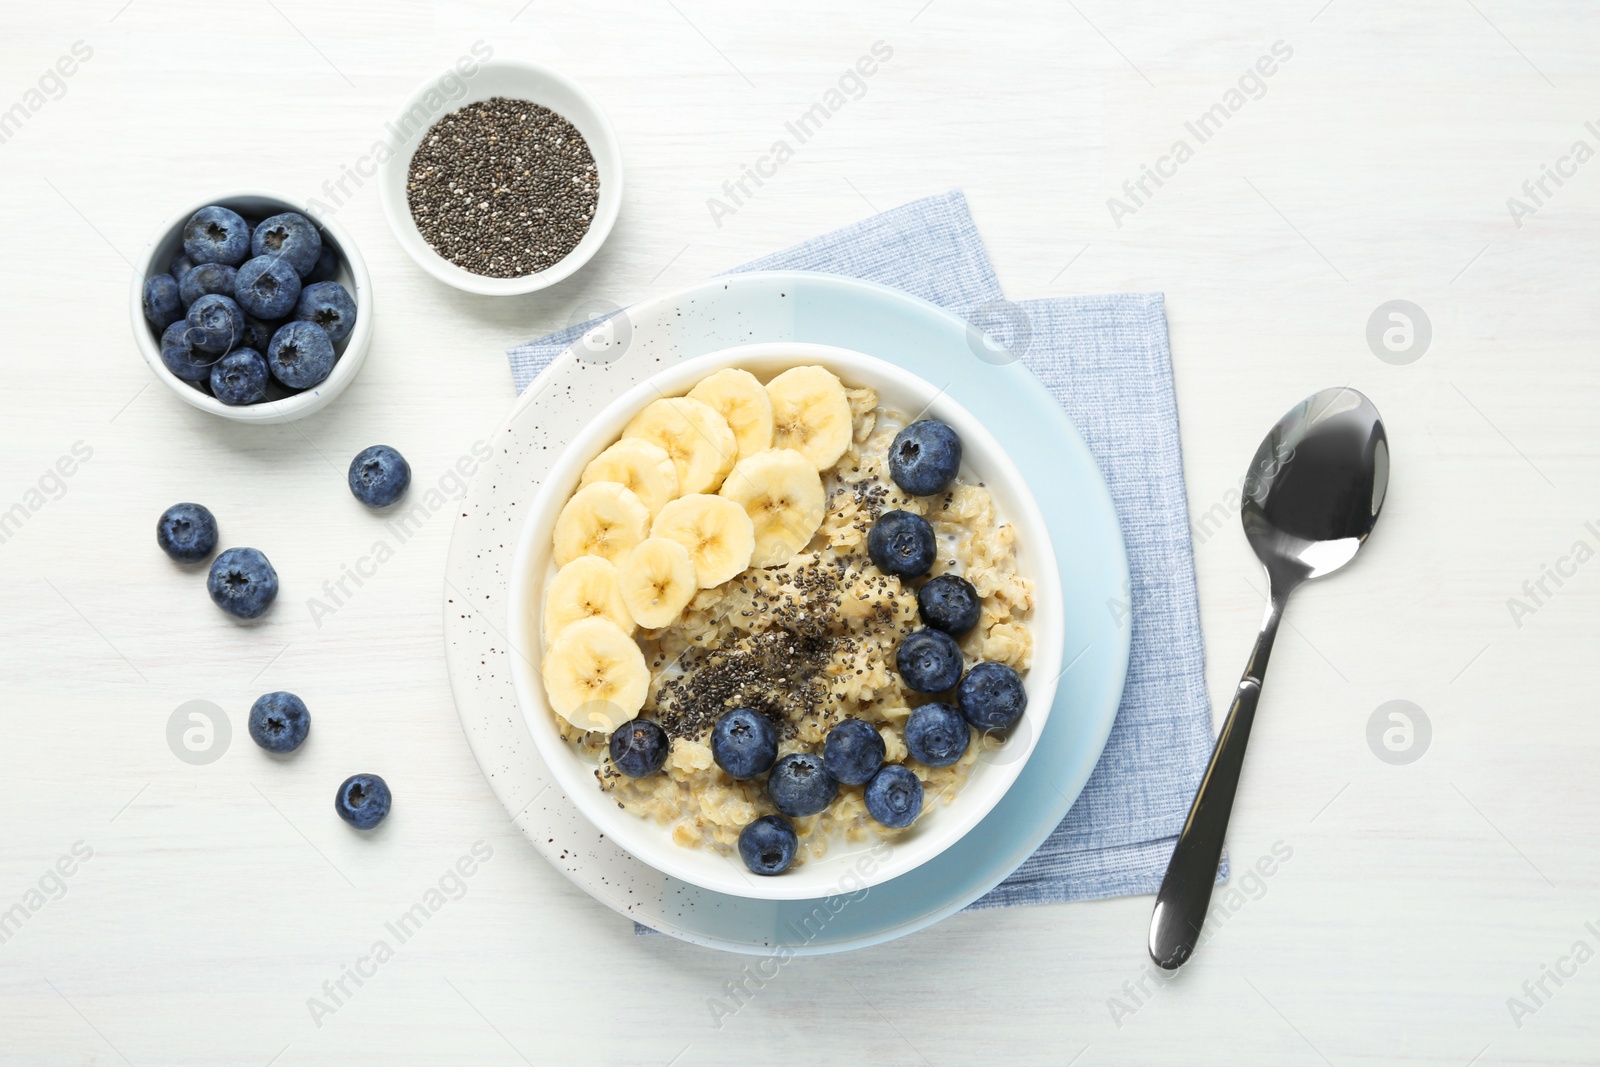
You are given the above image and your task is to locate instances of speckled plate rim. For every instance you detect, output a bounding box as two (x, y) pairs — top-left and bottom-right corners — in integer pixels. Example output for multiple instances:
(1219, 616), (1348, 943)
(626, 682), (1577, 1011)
(443, 271), (1131, 954)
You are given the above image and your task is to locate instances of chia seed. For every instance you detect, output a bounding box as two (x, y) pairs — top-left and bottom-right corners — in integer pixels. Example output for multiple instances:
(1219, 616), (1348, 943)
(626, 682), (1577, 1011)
(406, 97), (598, 278)
(649, 547), (917, 744)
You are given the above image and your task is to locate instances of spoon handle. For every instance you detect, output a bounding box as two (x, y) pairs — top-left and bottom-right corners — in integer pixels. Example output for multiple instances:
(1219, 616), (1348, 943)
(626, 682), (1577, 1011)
(1148, 584), (1288, 969)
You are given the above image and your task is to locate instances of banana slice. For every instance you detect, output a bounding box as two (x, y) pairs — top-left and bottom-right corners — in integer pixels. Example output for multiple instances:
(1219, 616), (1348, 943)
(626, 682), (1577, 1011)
(543, 556), (634, 644)
(652, 494), (756, 587)
(551, 481), (650, 566)
(618, 537), (698, 629)
(766, 365), (852, 470)
(541, 617), (650, 732)
(688, 368), (775, 460)
(622, 397), (737, 494)
(580, 438), (679, 518)
(719, 448), (826, 567)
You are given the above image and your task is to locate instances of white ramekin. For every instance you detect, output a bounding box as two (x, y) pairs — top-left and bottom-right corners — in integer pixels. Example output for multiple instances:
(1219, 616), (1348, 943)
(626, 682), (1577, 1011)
(376, 58), (622, 296)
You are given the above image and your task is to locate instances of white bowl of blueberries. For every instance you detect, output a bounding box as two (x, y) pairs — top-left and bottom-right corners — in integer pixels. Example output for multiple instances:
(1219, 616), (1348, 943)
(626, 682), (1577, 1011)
(131, 192), (372, 422)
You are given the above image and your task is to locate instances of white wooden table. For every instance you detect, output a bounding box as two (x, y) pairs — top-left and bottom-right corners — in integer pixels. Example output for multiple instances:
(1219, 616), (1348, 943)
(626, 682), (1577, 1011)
(3, 1), (1595, 1063)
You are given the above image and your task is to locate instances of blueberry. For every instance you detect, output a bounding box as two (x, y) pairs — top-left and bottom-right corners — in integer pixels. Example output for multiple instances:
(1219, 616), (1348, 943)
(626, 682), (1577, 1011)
(334, 773), (392, 829)
(864, 764), (923, 828)
(169, 252), (195, 281)
(234, 255), (302, 319)
(142, 273), (182, 330)
(896, 628), (963, 693)
(252, 212), (322, 277)
(267, 321), (336, 389)
(248, 691), (310, 753)
(347, 445), (411, 508)
(711, 707), (778, 780)
(738, 815), (798, 875)
(293, 281), (357, 345)
(185, 294), (246, 355)
(767, 752), (838, 817)
(958, 661), (1027, 732)
(158, 320), (218, 382)
(155, 502), (218, 563)
(210, 348), (269, 406)
(178, 262), (238, 308)
(207, 546), (278, 620)
(306, 245), (340, 284)
(182, 205), (251, 267)
(821, 718), (885, 786)
(241, 315), (277, 353)
(904, 703), (970, 767)
(917, 574), (981, 636)
(609, 719), (669, 777)
(889, 419), (962, 496)
(867, 510), (936, 578)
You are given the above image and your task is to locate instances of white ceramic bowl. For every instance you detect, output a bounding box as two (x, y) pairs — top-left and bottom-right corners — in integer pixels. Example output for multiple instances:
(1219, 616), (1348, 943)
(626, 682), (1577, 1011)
(130, 190), (373, 423)
(507, 342), (1064, 901)
(376, 58), (622, 296)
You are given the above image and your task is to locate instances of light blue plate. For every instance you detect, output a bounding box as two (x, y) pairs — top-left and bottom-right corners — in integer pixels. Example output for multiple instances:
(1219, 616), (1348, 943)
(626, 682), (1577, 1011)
(444, 271), (1130, 954)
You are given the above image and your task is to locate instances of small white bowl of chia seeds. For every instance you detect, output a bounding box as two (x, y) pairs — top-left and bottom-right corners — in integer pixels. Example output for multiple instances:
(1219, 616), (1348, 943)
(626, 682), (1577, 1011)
(377, 58), (623, 296)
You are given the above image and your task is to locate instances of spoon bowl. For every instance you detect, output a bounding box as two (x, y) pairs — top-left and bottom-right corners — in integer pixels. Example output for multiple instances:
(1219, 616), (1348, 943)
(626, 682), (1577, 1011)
(1149, 387), (1387, 969)
(1243, 388), (1389, 584)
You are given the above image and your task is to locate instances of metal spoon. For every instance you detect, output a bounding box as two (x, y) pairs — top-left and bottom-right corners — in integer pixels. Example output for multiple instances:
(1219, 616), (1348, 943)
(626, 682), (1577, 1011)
(1148, 387), (1389, 970)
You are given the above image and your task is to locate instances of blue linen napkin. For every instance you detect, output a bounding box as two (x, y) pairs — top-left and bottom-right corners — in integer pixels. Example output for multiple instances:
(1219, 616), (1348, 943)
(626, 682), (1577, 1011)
(508, 190), (1220, 912)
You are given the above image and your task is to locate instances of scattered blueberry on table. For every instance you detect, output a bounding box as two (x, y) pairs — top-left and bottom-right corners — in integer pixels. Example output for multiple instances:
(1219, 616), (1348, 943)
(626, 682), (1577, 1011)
(866, 509), (936, 578)
(711, 707), (777, 780)
(888, 418), (962, 496)
(206, 546), (278, 619)
(767, 752), (838, 817)
(957, 661), (1027, 732)
(896, 628), (964, 693)
(738, 815), (799, 876)
(609, 718), (669, 777)
(248, 691), (311, 753)
(904, 703), (970, 768)
(821, 718), (886, 787)
(347, 445), (412, 508)
(864, 764), (923, 828)
(155, 502), (217, 563)
(917, 573), (981, 636)
(334, 773), (392, 829)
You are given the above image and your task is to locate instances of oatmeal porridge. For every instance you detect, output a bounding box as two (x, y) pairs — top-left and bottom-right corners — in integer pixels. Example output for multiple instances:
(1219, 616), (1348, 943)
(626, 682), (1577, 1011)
(537, 363), (1034, 874)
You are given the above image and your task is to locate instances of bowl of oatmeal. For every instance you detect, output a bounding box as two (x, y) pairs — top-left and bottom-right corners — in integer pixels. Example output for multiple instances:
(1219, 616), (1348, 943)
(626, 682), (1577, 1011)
(507, 343), (1063, 900)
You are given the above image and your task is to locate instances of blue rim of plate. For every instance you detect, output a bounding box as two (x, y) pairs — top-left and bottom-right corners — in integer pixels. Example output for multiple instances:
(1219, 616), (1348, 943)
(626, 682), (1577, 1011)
(445, 270), (1130, 954)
